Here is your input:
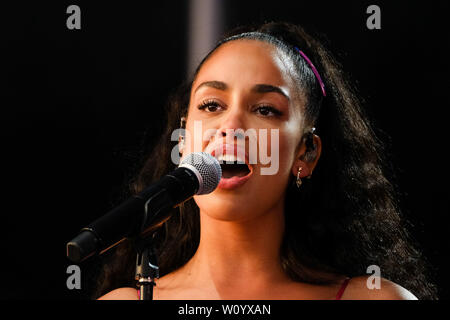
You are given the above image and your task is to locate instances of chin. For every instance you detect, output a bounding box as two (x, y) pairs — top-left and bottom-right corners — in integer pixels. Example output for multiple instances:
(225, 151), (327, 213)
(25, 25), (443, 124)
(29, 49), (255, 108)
(194, 192), (261, 222)
(194, 186), (280, 222)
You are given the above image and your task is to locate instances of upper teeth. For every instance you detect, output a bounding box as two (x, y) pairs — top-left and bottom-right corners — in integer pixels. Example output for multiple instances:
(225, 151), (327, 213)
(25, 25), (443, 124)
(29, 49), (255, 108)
(216, 154), (246, 164)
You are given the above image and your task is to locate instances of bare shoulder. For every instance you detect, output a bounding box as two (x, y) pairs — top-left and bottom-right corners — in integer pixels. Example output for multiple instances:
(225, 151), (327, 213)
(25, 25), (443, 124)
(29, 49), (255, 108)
(97, 287), (139, 300)
(340, 276), (418, 300)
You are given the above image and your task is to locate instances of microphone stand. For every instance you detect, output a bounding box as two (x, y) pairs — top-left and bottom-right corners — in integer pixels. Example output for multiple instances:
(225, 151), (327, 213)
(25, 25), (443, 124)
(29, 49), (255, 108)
(134, 236), (159, 300)
(134, 189), (162, 300)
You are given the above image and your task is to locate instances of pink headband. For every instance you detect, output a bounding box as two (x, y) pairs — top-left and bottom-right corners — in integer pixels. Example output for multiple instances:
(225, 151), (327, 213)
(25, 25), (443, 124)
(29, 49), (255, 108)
(294, 47), (326, 97)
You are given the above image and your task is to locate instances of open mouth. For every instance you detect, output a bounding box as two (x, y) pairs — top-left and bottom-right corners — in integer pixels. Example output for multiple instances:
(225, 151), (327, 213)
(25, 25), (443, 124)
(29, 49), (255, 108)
(210, 144), (253, 190)
(220, 162), (251, 179)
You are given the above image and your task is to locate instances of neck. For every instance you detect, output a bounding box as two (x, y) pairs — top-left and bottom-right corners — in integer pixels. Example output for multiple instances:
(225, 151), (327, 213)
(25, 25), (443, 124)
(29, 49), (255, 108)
(181, 199), (290, 294)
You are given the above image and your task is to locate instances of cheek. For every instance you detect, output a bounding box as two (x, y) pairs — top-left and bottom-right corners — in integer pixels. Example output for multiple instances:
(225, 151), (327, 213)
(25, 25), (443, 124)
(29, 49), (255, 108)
(248, 131), (298, 201)
(183, 118), (218, 155)
(260, 128), (298, 179)
(183, 123), (205, 155)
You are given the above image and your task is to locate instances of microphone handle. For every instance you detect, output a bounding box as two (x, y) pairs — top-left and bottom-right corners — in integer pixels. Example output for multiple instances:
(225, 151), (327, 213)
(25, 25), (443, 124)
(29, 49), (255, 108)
(66, 167), (199, 263)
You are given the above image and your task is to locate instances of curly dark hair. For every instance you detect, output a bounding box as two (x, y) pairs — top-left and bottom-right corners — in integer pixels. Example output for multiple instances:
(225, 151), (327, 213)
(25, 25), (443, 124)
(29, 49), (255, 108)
(92, 21), (437, 300)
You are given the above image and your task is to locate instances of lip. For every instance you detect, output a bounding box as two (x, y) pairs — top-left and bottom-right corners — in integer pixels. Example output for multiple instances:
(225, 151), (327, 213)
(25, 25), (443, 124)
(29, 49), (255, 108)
(210, 144), (253, 190)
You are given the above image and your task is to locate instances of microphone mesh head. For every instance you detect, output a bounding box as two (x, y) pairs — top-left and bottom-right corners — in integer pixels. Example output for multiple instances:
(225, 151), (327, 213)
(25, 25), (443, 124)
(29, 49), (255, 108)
(179, 152), (222, 195)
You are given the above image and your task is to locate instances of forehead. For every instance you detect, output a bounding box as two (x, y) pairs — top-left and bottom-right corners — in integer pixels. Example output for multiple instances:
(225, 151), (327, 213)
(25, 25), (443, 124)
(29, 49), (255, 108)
(193, 39), (295, 90)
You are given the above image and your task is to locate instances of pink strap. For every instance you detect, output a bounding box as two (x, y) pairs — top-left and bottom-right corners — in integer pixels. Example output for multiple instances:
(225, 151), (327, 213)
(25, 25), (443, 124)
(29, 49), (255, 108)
(335, 278), (350, 300)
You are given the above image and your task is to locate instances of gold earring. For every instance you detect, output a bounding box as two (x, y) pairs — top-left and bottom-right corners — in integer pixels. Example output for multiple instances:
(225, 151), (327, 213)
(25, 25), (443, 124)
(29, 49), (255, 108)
(178, 116), (186, 156)
(296, 167), (303, 188)
(178, 135), (184, 155)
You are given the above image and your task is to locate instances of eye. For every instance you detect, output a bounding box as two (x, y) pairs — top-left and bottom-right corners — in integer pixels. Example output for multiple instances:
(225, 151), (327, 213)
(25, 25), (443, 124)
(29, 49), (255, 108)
(254, 105), (283, 117)
(197, 99), (224, 113)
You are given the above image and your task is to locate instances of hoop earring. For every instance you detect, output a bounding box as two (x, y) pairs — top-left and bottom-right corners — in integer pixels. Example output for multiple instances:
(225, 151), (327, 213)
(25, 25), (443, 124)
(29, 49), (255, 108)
(296, 167), (303, 188)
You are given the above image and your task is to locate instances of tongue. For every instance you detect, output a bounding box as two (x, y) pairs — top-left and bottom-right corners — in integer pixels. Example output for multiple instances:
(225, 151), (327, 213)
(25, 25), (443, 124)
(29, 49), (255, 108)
(221, 164), (249, 178)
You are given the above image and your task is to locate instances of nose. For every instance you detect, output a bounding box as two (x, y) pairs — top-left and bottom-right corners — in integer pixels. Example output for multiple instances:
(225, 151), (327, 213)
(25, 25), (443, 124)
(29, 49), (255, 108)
(216, 105), (246, 140)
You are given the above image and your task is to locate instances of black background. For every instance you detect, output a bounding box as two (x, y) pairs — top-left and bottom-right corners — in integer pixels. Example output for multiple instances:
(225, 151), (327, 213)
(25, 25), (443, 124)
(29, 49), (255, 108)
(0, 1), (448, 300)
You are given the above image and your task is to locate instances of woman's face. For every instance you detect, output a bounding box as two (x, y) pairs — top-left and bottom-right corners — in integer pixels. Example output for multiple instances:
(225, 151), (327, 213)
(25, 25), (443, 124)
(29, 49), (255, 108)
(183, 39), (308, 222)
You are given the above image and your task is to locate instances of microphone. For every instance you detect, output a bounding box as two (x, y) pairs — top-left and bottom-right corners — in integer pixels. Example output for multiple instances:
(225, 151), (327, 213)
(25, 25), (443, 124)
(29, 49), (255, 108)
(66, 152), (222, 263)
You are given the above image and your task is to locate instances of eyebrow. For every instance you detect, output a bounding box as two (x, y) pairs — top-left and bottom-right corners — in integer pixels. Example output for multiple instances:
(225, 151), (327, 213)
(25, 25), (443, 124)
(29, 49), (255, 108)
(194, 81), (290, 101)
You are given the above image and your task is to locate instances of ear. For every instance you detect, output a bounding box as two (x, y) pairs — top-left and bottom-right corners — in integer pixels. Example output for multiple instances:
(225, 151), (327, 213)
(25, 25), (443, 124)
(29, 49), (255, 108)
(178, 134), (185, 155)
(291, 134), (322, 178)
(178, 116), (187, 155)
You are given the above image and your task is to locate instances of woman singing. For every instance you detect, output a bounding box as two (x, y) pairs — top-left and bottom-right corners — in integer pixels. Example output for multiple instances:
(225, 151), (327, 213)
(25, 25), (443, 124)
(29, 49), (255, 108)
(95, 21), (436, 300)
